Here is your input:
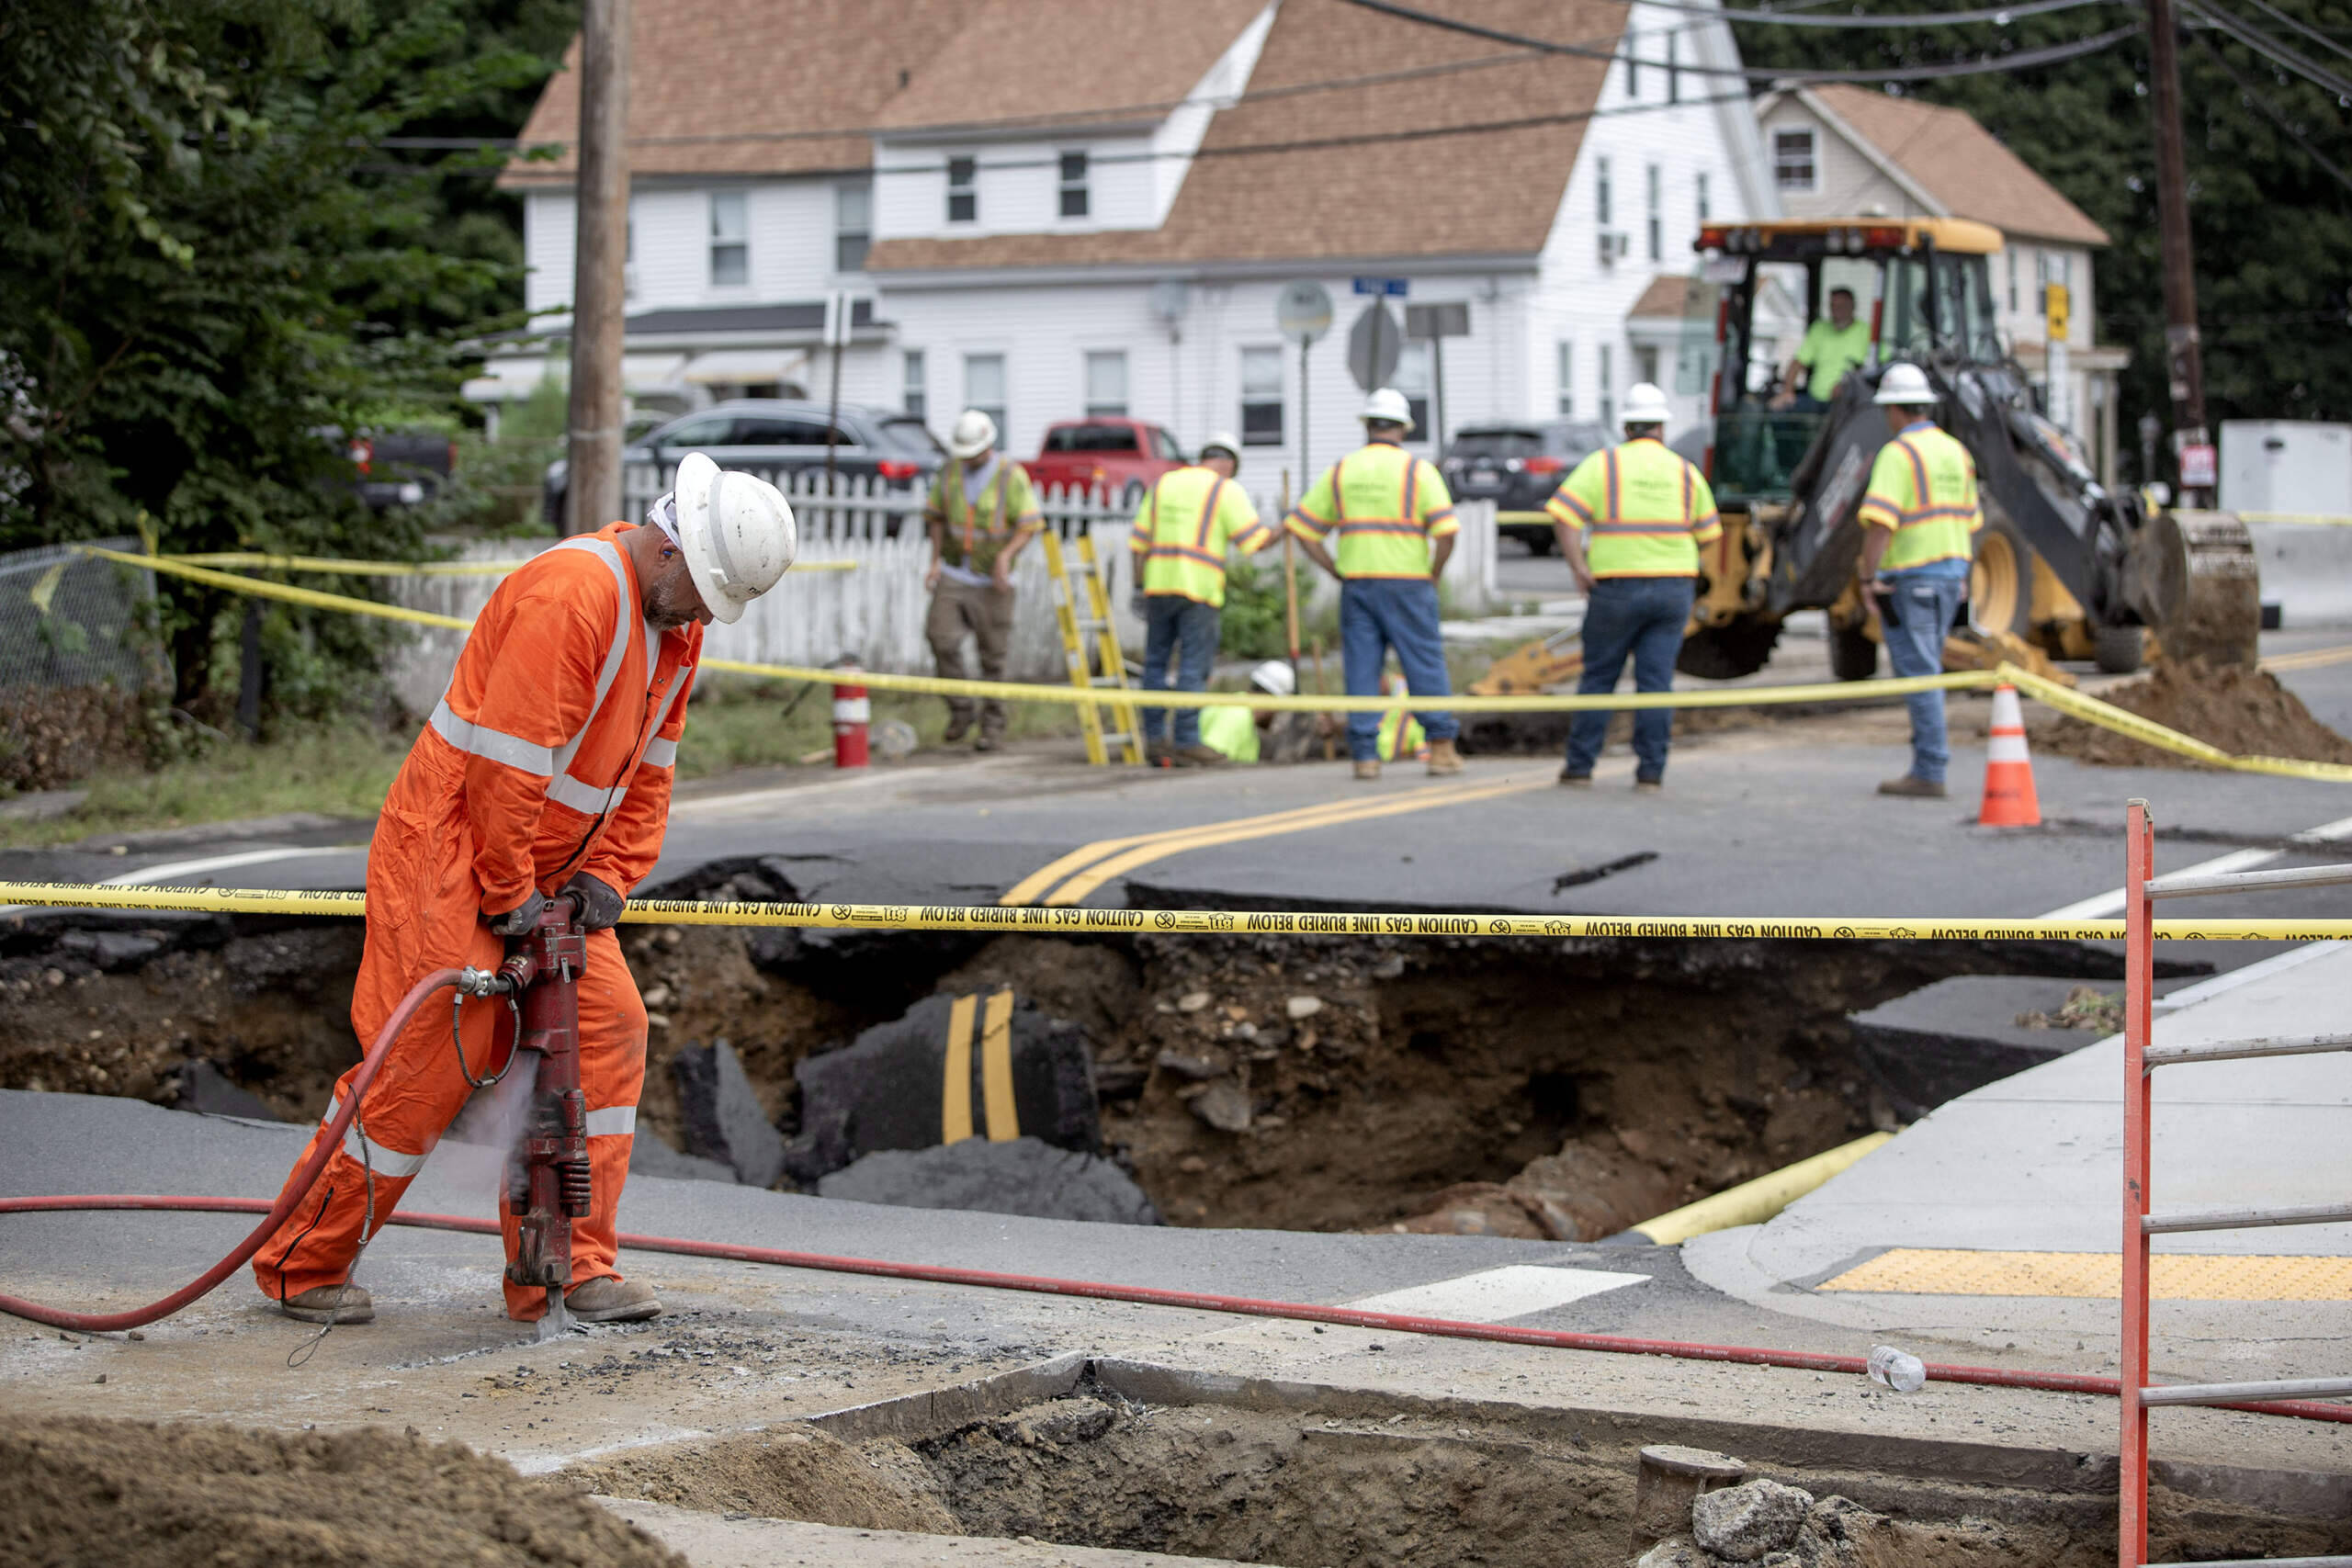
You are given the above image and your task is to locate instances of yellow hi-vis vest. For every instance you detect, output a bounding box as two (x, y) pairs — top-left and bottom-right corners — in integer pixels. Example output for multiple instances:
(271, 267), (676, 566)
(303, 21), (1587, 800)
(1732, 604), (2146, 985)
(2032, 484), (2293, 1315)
(925, 457), (1042, 573)
(1127, 465), (1272, 607)
(1858, 421), (1981, 572)
(1284, 440), (1457, 580)
(1544, 437), (1722, 579)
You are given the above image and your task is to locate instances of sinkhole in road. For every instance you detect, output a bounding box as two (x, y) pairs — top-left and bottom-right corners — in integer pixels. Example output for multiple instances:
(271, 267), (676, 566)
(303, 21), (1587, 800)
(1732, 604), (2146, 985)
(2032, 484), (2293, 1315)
(0, 888), (2165, 1239)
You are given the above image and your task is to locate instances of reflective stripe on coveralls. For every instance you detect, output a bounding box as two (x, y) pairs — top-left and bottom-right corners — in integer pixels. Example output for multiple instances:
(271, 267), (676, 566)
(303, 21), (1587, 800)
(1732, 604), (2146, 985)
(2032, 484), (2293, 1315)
(253, 520), (698, 1319)
(1859, 421), (1982, 571)
(1127, 466), (1273, 606)
(1544, 438), (1723, 578)
(1283, 442), (1458, 579)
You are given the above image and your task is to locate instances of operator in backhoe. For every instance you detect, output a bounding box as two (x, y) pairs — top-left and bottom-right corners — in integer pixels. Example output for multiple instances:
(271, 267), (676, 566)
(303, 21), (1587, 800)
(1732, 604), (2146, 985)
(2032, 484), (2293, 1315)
(1546, 382), (1720, 791)
(1855, 362), (1982, 799)
(252, 454), (797, 1326)
(1771, 286), (1871, 412)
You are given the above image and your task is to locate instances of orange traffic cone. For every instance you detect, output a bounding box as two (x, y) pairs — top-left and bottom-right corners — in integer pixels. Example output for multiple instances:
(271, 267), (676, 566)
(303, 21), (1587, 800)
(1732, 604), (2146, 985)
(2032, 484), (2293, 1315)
(1979, 682), (2041, 827)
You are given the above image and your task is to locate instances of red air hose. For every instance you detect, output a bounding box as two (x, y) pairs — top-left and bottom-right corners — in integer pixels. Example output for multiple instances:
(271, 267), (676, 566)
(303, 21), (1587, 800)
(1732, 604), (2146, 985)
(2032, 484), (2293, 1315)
(2, 1190), (2345, 1426)
(0, 968), (462, 1334)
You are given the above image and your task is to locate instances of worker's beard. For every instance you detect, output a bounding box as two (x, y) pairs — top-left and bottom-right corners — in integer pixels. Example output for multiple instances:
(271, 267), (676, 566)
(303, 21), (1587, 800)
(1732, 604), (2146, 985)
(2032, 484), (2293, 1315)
(643, 566), (705, 630)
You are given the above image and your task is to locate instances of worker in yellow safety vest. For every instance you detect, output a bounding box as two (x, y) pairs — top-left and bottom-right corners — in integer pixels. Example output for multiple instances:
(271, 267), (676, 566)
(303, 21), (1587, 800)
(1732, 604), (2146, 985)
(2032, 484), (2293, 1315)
(924, 408), (1043, 751)
(1546, 381), (1720, 791)
(1287, 388), (1463, 782)
(1855, 361), (1982, 799)
(1127, 431), (1274, 766)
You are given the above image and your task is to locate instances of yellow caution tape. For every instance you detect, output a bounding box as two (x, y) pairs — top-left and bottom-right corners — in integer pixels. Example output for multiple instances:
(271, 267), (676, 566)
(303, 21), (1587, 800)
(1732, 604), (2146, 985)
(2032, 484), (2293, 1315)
(164, 552), (854, 575)
(6, 881), (2352, 941)
(2236, 513), (2352, 526)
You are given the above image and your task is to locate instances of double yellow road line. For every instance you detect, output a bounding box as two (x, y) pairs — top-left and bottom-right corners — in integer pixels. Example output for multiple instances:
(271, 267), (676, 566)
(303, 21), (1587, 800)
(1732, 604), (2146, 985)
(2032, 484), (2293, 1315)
(1001, 771), (1555, 908)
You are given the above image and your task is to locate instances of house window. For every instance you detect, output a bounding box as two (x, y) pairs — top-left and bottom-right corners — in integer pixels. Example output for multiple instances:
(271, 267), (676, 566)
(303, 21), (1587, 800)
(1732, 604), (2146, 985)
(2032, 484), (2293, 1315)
(1597, 156), (1612, 227)
(1556, 342), (1575, 417)
(1600, 343), (1615, 427)
(2007, 247), (2018, 313)
(1395, 343), (1432, 440)
(1635, 345), (1660, 387)
(903, 350), (926, 422)
(835, 182), (871, 273)
(1085, 350), (1127, 417)
(1059, 152), (1090, 220)
(708, 190), (749, 288)
(1240, 346), (1283, 446)
(947, 156), (977, 223)
(1697, 171), (1711, 226)
(1646, 164), (1663, 262)
(964, 353), (1005, 435)
(1773, 130), (1815, 192)
(1625, 29), (1639, 98)
(1668, 31), (1679, 103)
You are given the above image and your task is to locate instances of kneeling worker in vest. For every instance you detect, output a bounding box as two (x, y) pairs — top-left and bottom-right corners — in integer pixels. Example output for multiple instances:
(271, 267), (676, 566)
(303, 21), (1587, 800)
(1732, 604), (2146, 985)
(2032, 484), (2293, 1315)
(1199, 660), (1333, 763)
(1286, 388), (1463, 781)
(1547, 382), (1719, 790)
(1857, 362), (1981, 798)
(1128, 431), (1274, 765)
(253, 454), (797, 1325)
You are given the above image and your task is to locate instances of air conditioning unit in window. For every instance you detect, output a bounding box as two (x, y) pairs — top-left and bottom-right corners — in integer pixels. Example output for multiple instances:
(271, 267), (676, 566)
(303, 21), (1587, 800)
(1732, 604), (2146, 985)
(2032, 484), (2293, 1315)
(1598, 231), (1631, 265)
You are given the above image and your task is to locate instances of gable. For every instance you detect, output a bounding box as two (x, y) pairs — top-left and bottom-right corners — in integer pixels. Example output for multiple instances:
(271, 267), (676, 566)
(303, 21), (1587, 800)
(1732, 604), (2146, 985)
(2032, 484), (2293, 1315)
(1804, 84), (2108, 247)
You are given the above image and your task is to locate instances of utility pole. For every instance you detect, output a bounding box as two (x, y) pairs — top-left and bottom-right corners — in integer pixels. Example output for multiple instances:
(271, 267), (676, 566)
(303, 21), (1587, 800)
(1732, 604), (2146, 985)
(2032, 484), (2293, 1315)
(564, 0), (631, 534)
(2144, 0), (2213, 504)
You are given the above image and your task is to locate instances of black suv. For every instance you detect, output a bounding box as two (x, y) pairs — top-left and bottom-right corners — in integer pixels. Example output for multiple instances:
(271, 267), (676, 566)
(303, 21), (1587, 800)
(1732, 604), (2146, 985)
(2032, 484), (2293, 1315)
(544, 400), (944, 529)
(1439, 421), (1611, 554)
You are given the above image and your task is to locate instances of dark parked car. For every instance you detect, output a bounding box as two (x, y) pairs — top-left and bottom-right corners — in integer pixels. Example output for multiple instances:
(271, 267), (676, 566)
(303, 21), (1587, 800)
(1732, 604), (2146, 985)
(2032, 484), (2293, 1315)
(321, 428), (454, 511)
(543, 400), (944, 529)
(1439, 420), (1611, 554)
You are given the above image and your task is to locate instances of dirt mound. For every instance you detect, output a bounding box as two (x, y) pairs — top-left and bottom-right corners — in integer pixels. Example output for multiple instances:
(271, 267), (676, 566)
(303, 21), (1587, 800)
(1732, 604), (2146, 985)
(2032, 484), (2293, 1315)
(567, 1425), (956, 1534)
(2035, 659), (2352, 770)
(3, 1416), (683, 1568)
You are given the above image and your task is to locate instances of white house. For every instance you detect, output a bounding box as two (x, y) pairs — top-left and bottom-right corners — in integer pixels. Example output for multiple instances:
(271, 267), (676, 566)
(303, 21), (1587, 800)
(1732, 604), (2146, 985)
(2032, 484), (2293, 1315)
(1752, 84), (2122, 480)
(486, 0), (1778, 494)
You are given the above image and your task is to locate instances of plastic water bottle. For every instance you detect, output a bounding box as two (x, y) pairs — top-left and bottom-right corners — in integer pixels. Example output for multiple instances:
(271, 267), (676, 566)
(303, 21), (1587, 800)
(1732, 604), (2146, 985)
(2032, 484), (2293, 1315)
(1866, 1345), (1927, 1393)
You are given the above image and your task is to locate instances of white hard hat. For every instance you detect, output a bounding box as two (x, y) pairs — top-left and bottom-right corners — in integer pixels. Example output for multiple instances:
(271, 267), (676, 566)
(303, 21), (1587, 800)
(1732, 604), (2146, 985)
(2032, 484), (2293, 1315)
(948, 408), (998, 460)
(1874, 362), (1936, 406)
(1360, 387), (1414, 431)
(1622, 382), (1672, 427)
(672, 452), (797, 626)
(1198, 431), (1244, 463)
(1250, 660), (1296, 697)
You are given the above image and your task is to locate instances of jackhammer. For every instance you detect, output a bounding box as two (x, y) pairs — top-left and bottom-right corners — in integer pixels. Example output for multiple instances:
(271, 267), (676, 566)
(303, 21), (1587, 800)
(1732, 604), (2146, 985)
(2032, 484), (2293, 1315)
(454, 894), (591, 1341)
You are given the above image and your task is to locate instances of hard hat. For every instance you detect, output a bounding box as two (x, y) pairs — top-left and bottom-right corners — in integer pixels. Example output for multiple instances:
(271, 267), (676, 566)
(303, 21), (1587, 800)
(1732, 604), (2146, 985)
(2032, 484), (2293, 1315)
(1198, 431), (1244, 463)
(948, 408), (998, 460)
(1250, 660), (1296, 697)
(672, 451), (797, 626)
(1874, 362), (1936, 406)
(1359, 387), (1415, 431)
(1622, 382), (1672, 427)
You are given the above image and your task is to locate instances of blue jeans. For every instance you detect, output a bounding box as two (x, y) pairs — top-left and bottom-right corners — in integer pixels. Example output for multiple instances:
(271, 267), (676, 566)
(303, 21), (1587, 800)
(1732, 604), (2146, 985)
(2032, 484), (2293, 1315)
(1877, 569), (1967, 784)
(1140, 594), (1220, 746)
(1566, 576), (1696, 781)
(1340, 579), (1458, 762)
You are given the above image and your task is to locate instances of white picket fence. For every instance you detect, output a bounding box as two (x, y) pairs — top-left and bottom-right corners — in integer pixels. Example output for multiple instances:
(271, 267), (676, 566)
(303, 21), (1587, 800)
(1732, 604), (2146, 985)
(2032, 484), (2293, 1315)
(384, 469), (1498, 714)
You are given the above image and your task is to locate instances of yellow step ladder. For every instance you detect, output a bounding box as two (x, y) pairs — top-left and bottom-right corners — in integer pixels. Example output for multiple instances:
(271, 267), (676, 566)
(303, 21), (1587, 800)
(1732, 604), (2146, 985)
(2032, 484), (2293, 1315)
(1041, 531), (1142, 766)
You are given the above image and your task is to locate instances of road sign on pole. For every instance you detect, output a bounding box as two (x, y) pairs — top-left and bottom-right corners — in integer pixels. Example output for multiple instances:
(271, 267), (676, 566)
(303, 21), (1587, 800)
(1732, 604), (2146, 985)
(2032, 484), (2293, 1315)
(1348, 301), (1402, 392)
(1352, 276), (1409, 298)
(1275, 280), (1334, 344)
(1404, 302), (1471, 452)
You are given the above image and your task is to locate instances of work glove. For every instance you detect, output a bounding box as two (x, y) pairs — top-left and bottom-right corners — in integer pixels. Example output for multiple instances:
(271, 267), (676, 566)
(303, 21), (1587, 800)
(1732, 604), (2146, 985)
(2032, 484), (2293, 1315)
(562, 872), (625, 932)
(1128, 591), (1148, 620)
(487, 893), (555, 938)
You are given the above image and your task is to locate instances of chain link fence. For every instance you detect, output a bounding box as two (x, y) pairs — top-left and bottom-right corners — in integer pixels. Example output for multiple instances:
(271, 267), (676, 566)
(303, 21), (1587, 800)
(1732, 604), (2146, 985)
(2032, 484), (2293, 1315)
(0, 537), (164, 794)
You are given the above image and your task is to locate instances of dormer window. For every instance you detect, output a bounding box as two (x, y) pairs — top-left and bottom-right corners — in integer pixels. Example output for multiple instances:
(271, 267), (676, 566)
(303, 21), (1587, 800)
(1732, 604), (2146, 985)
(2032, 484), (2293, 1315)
(947, 156), (977, 223)
(708, 190), (748, 287)
(1059, 152), (1090, 219)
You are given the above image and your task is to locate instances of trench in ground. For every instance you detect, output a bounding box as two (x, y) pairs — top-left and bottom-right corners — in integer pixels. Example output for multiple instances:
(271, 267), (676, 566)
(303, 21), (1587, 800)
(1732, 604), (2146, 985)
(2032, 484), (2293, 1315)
(0, 899), (2163, 1238)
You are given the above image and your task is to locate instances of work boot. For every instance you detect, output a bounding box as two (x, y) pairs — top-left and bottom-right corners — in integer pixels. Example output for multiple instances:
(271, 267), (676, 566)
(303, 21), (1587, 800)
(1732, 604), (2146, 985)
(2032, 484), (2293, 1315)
(565, 1275), (662, 1324)
(279, 1283), (373, 1325)
(1877, 774), (1947, 798)
(974, 730), (1001, 753)
(1634, 775), (1664, 793)
(1145, 738), (1174, 765)
(943, 712), (974, 744)
(1558, 770), (1592, 787)
(1425, 739), (1464, 776)
(1353, 759), (1382, 781)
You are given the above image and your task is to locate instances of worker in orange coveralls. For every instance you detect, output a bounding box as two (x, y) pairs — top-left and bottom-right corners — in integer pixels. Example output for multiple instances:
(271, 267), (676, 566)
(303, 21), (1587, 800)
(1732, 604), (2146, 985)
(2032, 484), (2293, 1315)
(254, 453), (797, 1326)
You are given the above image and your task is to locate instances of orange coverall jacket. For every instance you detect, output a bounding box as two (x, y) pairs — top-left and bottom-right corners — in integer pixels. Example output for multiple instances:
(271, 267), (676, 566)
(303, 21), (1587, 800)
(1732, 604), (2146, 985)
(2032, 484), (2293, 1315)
(254, 523), (700, 1318)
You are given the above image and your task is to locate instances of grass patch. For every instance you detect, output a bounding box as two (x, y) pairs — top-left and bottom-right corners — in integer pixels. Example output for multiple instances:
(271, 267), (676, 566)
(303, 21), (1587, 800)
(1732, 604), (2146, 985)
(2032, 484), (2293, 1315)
(675, 674), (1082, 778)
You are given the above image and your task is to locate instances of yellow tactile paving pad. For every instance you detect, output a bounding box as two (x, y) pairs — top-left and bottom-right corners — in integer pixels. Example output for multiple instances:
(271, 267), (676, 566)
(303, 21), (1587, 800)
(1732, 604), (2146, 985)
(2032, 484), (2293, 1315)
(1818, 1250), (2352, 1301)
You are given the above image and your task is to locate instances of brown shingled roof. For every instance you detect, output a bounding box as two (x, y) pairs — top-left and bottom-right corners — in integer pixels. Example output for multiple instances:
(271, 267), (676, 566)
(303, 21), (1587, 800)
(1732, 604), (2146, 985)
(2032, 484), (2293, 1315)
(1805, 84), (2108, 248)
(864, 0), (1626, 272)
(1627, 275), (1692, 318)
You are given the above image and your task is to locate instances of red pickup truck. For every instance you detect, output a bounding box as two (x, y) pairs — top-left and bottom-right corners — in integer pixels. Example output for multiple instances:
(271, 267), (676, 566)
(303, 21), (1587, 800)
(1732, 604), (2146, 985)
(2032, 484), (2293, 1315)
(1026, 418), (1187, 503)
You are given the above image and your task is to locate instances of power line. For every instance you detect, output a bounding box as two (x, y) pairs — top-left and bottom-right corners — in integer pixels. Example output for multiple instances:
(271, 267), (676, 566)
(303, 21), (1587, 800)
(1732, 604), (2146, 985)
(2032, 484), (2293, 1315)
(1343, 0), (2139, 83)
(2181, 0), (2352, 99)
(2236, 0), (2352, 64)
(2194, 26), (2352, 196)
(1634, 0), (2111, 27)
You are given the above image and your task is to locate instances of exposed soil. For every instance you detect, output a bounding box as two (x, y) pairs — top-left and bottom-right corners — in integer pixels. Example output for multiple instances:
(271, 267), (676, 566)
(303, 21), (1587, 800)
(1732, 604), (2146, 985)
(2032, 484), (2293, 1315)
(4, 1415), (683, 1568)
(2033, 658), (2352, 770)
(567, 1425), (956, 1533)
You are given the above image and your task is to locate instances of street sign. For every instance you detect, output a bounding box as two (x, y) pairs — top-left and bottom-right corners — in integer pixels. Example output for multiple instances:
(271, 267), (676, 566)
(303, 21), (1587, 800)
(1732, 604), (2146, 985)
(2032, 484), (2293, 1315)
(2180, 443), (2218, 489)
(1352, 276), (1409, 298)
(1405, 301), (1469, 339)
(2043, 282), (2070, 341)
(1275, 279), (1333, 343)
(1347, 300), (1402, 391)
(822, 290), (853, 348)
